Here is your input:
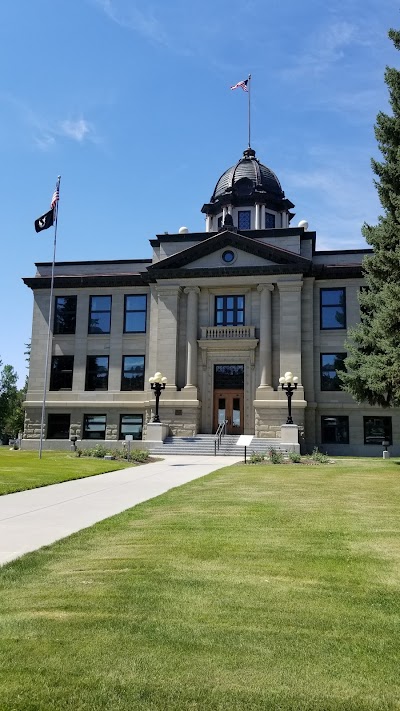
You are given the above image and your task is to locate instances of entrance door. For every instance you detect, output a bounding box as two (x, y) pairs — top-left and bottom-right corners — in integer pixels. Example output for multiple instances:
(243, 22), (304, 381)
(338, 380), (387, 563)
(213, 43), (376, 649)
(213, 390), (244, 435)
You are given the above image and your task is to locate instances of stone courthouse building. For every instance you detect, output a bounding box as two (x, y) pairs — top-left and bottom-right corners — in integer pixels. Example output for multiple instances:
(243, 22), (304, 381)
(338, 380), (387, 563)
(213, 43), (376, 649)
(23, 147), (400, 455)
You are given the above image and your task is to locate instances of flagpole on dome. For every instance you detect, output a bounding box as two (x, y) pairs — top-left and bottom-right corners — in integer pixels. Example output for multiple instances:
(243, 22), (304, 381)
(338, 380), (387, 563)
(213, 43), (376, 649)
(38, 176), (61, 459)
(248, 74), (252, 148)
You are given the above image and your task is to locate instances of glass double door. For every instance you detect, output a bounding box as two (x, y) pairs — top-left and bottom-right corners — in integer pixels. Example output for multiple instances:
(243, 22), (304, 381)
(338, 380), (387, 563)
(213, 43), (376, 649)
(213, 390), (244, 435)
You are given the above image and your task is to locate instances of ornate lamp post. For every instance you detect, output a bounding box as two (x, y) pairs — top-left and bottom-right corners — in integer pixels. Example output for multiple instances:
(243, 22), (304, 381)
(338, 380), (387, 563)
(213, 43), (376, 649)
(149, 371), (167, 423)
(279, 371), (298, 425)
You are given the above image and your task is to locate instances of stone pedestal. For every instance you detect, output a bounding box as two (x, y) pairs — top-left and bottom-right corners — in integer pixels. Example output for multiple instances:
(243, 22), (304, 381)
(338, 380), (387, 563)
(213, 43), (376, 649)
(280, 424), (300, 453)
(145, 423), (169, 442)
(383, 450), (390, 459)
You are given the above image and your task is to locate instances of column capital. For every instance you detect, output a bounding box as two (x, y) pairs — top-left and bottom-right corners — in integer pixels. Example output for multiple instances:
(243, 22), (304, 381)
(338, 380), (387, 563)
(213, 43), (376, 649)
(277, 281), (303, 293)
(156, 284), (182, 299)
(184, 286), (201, 295)
(257, 283), (274, 293)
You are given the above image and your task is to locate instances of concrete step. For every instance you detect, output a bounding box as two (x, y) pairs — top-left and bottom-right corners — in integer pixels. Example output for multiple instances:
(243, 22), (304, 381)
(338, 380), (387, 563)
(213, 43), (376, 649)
(147, 435), (289, 457)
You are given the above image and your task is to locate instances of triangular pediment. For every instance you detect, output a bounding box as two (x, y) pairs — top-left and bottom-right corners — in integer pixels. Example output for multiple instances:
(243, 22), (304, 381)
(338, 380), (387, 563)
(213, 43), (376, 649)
(147, 229), (310, 275)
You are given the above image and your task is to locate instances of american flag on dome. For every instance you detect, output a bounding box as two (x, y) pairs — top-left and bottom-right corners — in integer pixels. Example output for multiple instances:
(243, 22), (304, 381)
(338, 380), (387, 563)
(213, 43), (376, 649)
(51, 179), (60, 209)
(230, 78), (248, 91)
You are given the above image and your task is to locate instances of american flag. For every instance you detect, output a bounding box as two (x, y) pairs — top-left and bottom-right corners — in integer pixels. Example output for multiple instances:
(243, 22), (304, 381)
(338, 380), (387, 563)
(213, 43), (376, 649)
(50, 179), (60, 209)
(230, 78), (249, 92)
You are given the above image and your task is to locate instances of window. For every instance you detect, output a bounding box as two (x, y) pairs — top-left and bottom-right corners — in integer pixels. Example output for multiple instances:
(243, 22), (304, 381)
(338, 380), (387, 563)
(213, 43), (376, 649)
(124, 295), (147, 333)
(215, 295), (244, 326)
(238, 211), (251, 230)
(321, 416), (349, 444)
(217, 216), (223, 230)
(222, 249), (235, 264)
(364, 417), (392, 445)
(88, 296), (112, 334)
(85, 356), (109, 390)
(214, 364), (244, 389)
(50, 356), (74, 391)
(121, 356), (145, 391)
(119, 414), (143, 440)
(83, 415), (106, 440)
(265, 212), (276, 228)
(54, 296), (77, 334)
(47, 414), (70, 439)
(320, 353), (346, 391)
(320, 288), (346, 329)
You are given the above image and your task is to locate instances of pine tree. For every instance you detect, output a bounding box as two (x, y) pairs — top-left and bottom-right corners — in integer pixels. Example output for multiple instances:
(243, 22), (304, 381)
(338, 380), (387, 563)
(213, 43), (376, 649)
(342, 29), (400, 407)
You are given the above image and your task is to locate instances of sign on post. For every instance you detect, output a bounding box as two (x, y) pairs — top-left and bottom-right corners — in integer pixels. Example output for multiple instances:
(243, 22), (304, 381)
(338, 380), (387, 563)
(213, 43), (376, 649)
(236, 435), (253, 464)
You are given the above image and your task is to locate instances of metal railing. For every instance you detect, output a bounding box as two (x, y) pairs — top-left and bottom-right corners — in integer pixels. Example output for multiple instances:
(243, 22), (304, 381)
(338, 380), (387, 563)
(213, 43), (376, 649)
(214, 420), (228, 455)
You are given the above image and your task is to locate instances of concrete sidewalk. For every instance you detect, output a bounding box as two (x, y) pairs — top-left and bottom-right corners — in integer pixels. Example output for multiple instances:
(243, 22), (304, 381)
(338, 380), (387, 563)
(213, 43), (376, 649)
(0, 455), (241, 566)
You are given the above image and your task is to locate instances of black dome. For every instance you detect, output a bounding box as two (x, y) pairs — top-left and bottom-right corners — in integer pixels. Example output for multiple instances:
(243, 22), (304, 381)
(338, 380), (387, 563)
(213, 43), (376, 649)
(211, 148), (284, 203)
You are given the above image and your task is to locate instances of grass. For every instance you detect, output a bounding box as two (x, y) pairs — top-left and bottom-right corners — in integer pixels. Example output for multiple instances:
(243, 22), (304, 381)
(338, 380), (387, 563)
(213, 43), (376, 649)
(0, 448), (133, 495)
(0, 458), (400, 710)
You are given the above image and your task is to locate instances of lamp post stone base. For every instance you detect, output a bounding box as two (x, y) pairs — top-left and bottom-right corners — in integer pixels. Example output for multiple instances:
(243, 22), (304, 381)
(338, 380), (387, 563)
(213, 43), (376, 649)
(280, 424), (300, 453)
(145, 422), (169, 442)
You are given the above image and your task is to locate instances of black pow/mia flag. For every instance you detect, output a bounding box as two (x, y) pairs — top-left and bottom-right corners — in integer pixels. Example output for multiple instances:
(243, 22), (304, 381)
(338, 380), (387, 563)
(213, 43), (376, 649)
(34, 209), (54, 233)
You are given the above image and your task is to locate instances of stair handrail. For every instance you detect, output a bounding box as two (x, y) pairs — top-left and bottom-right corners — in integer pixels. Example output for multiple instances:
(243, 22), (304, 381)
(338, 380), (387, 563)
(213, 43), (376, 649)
(214, 419), (228, 455)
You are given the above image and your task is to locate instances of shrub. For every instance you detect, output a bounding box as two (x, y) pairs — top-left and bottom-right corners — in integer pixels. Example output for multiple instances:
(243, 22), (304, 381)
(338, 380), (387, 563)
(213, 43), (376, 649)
(310, 447), (329, 464)
(269, 448), (283, 464)
(288, 451), (301, 463)
(249, 451), (265, 464)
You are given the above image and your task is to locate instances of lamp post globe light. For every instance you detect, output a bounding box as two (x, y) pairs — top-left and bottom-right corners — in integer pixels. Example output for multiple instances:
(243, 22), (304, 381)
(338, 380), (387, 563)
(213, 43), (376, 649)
(279, 371), (298, 425)
(149, 372), (167, 423)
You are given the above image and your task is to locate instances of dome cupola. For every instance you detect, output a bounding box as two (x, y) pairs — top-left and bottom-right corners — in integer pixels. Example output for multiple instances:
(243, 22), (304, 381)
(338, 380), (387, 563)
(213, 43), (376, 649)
(201, 148), (295, 232)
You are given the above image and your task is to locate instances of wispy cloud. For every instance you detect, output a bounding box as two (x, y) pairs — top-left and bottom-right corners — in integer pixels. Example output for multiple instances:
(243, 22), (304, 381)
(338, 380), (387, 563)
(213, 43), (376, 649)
(91, 0), (176, 50)
(0, 93), (96, 150)
(59, 119), (92, 142)
(281, 21), (371, 80)
(283, 149), (380, 250)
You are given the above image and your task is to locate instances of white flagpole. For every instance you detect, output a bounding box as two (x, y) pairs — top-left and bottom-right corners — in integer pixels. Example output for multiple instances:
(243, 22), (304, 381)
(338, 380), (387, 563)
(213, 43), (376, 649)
(248, 74), (252, 148)
(39, 177), (61, 459)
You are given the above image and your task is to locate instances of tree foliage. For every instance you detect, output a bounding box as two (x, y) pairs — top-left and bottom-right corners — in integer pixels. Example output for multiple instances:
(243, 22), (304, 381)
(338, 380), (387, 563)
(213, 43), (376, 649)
(342, 29), (400, 407)
(0, 358), (26, 441)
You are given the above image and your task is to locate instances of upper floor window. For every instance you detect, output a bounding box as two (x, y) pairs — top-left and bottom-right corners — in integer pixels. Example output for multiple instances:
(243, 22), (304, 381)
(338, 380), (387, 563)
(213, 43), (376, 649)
(238, 210), (251, 230)
(88, 296), (111, 334)
(50, 355), (74, 391)
(121, 356), (145, 391)
(321, 416), (349, 444)
(265, 212), (276, 228)
(54, 296), (77, 334)
(320, 353), (346, 391)
(124, 295), (147, 333)
(364, 416), (392, 445)
(320, 288), (346, 330)
(85, 356), (109, 390)
(215, 295), (244, 326)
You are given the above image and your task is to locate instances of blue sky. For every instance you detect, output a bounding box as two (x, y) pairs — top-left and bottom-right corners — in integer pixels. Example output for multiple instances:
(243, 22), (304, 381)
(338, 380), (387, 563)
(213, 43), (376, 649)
(0, 0), (398, 385)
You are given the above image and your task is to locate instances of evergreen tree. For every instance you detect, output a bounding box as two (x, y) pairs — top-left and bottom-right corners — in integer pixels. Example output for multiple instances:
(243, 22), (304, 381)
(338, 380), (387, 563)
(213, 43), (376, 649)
(342, 29), (400, 407)
(0, 361), (26, 441)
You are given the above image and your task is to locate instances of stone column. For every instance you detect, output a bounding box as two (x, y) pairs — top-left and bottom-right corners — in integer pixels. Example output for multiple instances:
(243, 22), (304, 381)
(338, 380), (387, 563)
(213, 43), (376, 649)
(206, 215), (212, 232)
(257, 284), (274, 388)
(155, 285), (182, 389)
(277, 281), (303, 381)
(184, 286), (200, 388)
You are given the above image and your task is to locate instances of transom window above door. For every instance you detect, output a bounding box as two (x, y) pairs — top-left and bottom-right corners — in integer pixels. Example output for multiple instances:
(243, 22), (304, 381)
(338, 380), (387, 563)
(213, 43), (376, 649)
(215, 295), (244, 326)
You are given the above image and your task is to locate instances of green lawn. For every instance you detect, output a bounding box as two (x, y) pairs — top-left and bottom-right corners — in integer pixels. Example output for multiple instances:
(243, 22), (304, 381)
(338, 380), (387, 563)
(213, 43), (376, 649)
(0, 448), (133, 495)
(1, 459), (400, 710)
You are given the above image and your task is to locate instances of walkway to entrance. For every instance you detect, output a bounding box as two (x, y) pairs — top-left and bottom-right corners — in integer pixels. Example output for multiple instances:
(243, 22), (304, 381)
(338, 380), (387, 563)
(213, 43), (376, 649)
(0, 454), (241, 567)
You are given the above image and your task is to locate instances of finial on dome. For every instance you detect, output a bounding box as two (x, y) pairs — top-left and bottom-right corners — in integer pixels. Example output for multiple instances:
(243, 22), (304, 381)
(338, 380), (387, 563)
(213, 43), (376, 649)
(243, 147), (256, 158)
